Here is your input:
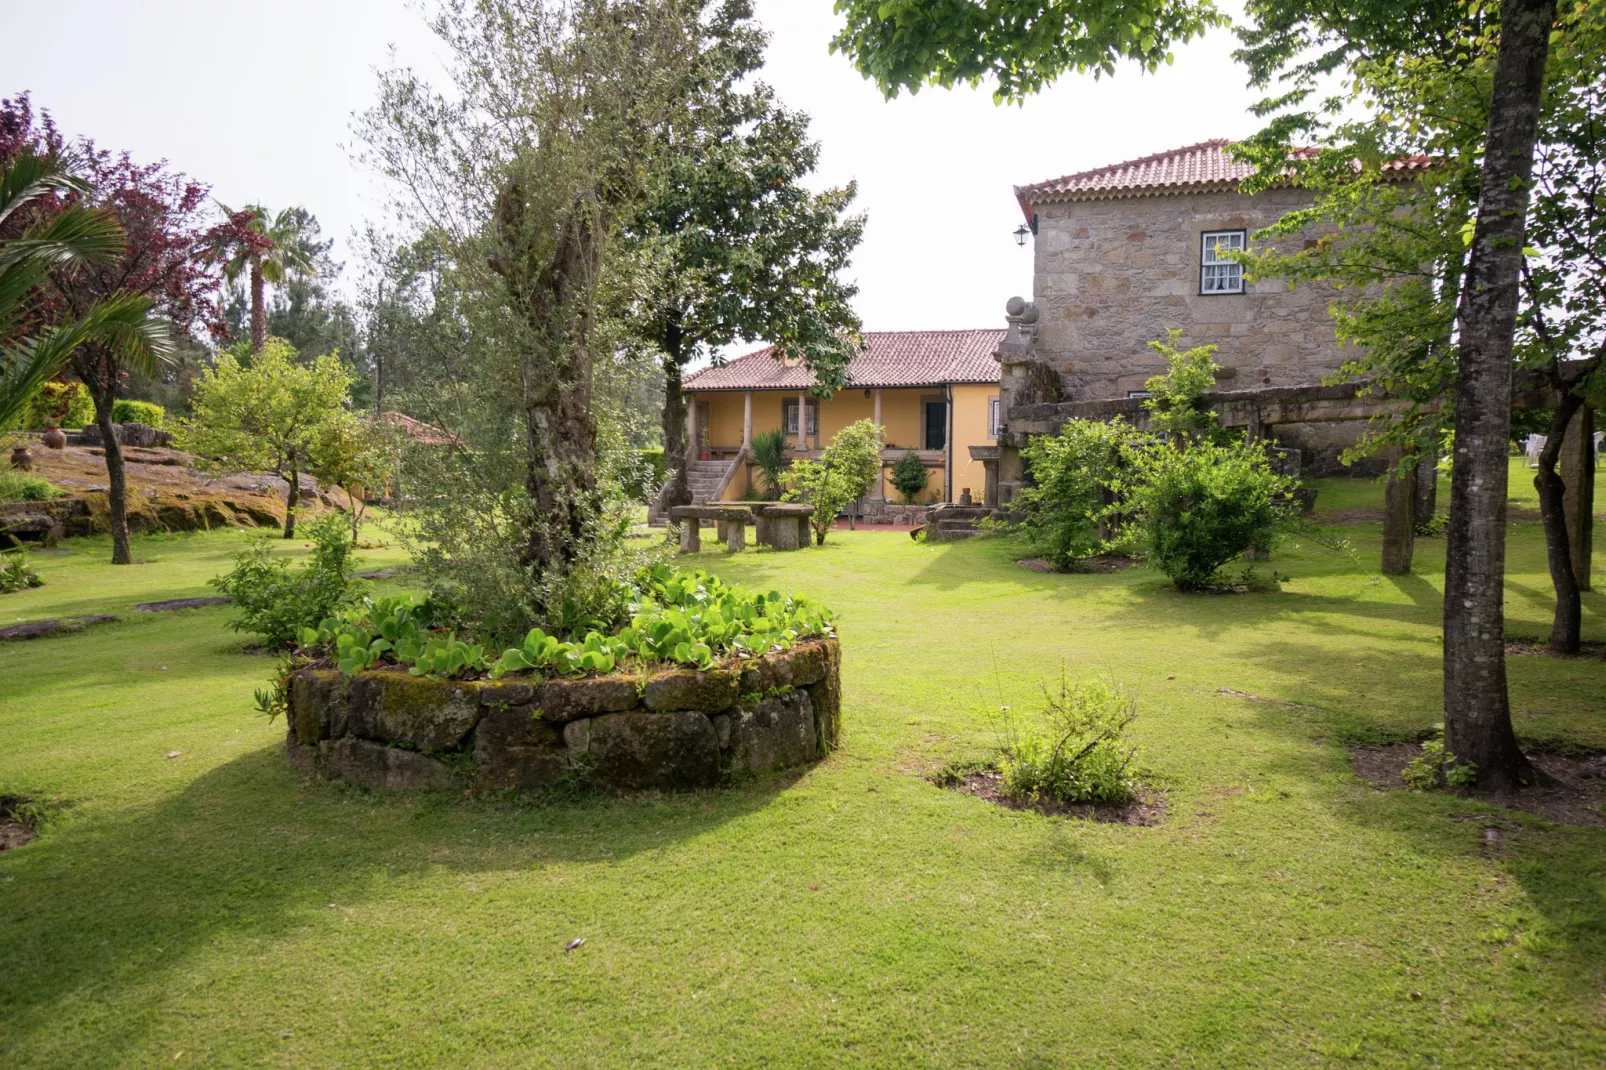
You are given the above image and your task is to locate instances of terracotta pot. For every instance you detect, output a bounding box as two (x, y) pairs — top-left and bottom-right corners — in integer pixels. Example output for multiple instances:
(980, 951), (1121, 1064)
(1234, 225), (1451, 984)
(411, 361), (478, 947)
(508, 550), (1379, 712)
(9, 445), (33, 471)
(41, 426), (67, 450)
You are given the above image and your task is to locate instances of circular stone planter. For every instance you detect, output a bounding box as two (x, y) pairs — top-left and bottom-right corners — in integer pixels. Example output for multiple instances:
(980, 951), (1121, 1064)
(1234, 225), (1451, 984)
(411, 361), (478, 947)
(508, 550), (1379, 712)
(284, 637), (841, 794)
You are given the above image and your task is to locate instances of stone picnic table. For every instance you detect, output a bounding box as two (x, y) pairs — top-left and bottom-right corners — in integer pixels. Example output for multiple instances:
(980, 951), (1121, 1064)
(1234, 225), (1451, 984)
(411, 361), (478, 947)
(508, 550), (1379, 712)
(670, 502), (816, 553)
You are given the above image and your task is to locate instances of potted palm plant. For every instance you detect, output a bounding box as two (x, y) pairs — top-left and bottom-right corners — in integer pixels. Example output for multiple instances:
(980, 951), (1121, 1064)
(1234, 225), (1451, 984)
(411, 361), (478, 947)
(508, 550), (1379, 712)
(750, 428), (788, 500)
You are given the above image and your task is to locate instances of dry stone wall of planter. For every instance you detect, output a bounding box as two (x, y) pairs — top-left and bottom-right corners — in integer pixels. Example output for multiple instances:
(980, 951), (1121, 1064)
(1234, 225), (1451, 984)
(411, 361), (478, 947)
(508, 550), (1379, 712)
(285, 638), (841, 794)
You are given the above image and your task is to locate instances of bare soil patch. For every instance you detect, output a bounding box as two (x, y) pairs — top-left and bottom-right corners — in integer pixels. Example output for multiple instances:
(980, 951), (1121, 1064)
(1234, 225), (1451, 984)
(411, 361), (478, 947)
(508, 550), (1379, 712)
(1016, 555), (1136, 575)
(942, 768), (1166, 826)
(1506, 638), (1606, 659)
(0, 798), (37, 851)
(1351, 742), (1606, 827)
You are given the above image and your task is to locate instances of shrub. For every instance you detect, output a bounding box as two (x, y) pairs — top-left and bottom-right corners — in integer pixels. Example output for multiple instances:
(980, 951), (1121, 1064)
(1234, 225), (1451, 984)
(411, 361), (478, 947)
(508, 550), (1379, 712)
(0, 470), (65, 503)
(889, 450), (929, 504)
(111, 399), (165, 428)
(17, 381), (93, 431)
(213, 513), (365, 648)
(999, 675), (1139, 805)
(1402, 729), (1478, 790)
(1141, 329), (1220, 441)
(621, 448), (667, 502)
(783, 419), (883, 543)
(749, 428), (788, 499)
(1017, 419), (1134, 570)
(0, 549), (43, 594)
(1118, 438), (1299, 592)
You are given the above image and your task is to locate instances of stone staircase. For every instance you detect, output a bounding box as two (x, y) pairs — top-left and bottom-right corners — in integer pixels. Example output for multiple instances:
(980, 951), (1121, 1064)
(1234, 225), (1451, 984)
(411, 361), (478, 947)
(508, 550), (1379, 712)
(919, 503), (996, 542)
(648, 459), (731, 525)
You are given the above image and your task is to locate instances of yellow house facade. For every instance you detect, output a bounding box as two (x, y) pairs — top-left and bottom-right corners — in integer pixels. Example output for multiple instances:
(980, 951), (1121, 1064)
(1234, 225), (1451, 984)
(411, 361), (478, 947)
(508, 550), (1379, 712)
(682, 330), (1004, 506)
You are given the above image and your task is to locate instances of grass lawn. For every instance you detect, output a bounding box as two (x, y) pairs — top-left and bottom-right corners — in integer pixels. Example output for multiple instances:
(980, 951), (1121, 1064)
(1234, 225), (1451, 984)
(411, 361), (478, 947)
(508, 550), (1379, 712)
(1, 464), (1604, 1067)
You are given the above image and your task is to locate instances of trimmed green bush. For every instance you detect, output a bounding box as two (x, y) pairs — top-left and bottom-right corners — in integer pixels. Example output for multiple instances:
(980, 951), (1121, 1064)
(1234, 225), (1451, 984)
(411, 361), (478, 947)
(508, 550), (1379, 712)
(889, 450), (929, 504)
(17, 381), (93, 431)
(0, 470), (65, 503)
(112, 399), (166, 428)
(1017, 419), (1134, 570)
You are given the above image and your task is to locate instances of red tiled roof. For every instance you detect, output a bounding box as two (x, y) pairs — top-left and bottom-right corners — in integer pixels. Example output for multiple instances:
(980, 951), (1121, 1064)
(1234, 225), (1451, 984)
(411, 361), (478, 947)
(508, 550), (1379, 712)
(684, 330), (1005, 392)
(1015, 139), (1435, 213)
(375, 411), (461, 446)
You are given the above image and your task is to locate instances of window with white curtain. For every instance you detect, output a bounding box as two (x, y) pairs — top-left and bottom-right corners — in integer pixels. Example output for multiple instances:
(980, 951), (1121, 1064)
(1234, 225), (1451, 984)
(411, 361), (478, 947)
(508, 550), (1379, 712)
(1200, 230), (1246, 294)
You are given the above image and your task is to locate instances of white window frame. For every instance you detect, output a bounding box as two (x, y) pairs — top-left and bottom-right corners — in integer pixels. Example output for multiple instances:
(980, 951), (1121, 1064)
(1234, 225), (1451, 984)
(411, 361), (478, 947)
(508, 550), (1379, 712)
(782, 398), (818, 436)
(1200, 229), (1247, 295)
(988, 396), (1001, 438)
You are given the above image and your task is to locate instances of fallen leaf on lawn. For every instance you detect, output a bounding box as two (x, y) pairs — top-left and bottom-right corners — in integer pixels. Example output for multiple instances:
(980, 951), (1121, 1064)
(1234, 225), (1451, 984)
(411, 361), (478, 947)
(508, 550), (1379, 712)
(565, 937), (585, 952)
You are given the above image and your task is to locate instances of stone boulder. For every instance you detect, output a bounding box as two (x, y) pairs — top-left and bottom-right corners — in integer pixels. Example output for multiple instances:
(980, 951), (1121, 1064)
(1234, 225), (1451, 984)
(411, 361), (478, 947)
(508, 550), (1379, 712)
(347, 673), (481, 753)
(586, 711), (721, 791)
(642, 667), (738, 713)
(316, 737), (456, 791)
(727, 691), (817, 776)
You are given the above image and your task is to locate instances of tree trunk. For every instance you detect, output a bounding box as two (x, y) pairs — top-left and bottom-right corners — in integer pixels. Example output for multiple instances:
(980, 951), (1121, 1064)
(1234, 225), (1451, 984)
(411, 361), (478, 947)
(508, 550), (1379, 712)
(283, 451), (300, 539)
(1535, 393), (1583, 654)
(250, 259), (267, 355)
(1413, 451), (1438, 530)
(660, 315), (692, 510)
(524, 355), (598, 574)
(1441, 0), (1555, 790)
(92, 387), (133, 566)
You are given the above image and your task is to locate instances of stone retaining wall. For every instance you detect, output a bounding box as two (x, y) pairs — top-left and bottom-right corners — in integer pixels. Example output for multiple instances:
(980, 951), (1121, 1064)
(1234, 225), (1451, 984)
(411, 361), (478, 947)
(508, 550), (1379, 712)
(860, 502), (930, 526)
(285, 637), (841, 794)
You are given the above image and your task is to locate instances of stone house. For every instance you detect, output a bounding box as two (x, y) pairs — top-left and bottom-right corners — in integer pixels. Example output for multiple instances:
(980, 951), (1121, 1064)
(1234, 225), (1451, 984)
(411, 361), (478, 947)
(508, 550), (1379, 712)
(680, 330), (1003, 505)
(1004, 139), (1432, 472)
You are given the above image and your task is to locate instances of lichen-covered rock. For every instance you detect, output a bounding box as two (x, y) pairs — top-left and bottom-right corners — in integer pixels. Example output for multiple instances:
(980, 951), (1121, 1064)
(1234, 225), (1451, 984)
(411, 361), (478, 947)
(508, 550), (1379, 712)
(475, 745), (567, 792)
(535, 676), (640, 723)
(805, 643), (842, 752)
(478, 682), (535, 708)
(728, 691), (817, 776)
(641, 668), (738, 713)
(289, 670), (347, 745)
(475, 701), (559, 753)
(348, 673), (480, 753)
(317, 737), (456, 791)
(588, 711), (720, 790)
(710, 713), (732, 750)
(474, 705), (566, 791)
(736, 640), (831, 693)
(563, 718), (591, 755)
(286, 728), (319, 775)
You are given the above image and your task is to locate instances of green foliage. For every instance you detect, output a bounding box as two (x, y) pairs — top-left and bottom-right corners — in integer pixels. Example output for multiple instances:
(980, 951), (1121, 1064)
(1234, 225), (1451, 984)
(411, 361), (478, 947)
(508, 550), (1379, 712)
(1402, 729), (1479, 791)
(308, 411), (392, 541)
(1118, 438), (1300, 592)
(177, 339), (356, 532)
(998, 675), (1140, 806)
(889, 450), (929, 504)
(1016, 419), (1134, 571)
(0, 470), (65, 503)
(621, 448), (667, 502)
(783, 419), (883, 544)
(212, 514), (364, 648)
(19, 381), (93, 430)
(749, 428), (789, 499)
(0, 548), (43, 594)
(110, 399), (164, 428)
(297, 563), (835, 682)
(830, 0), (1227, 102)
(1142, 329), (1220, 440)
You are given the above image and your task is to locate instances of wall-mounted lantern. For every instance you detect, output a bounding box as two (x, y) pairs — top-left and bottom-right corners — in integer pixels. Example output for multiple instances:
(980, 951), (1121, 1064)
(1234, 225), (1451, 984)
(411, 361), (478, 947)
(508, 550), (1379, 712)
(1012, 213), (1038, 246)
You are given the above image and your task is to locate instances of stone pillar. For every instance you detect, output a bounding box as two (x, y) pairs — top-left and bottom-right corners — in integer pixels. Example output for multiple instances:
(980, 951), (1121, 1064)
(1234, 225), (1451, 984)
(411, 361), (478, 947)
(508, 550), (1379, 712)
(726, 519), (746, 553)
(1562, 404), (1596, 591)
(797, 390), (809, 449)
(742, 392), (753, 448)
(678, 518), (700, 554)
(982, 459), (999, 510)
(685, 395), (698, 465)
(1381, 450), (1417, 575)
(873, 388), (883, 429)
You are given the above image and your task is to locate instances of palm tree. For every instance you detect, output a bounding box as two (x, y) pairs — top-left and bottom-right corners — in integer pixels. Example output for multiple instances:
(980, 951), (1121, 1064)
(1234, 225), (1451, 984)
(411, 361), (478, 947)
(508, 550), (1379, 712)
(211, 204), (318, 353)
(0, 150), (171, 430)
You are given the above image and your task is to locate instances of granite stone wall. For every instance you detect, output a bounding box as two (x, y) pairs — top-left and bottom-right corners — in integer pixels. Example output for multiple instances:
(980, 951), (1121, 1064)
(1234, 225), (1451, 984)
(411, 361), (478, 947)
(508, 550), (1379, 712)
(1031, 188), (1350, 401)
(285, 638), (841, 794)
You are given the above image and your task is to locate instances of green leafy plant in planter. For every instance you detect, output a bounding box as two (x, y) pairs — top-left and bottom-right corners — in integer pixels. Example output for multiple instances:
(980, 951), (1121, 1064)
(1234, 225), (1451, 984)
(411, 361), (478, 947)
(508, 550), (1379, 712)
(889, 450), (929, 504)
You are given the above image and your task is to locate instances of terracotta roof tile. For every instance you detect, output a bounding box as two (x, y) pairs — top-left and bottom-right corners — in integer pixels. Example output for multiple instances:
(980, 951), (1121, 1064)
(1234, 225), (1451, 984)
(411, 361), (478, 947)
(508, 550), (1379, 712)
(1016, 139), (1434, 211)
(685, 330), (1004, 392)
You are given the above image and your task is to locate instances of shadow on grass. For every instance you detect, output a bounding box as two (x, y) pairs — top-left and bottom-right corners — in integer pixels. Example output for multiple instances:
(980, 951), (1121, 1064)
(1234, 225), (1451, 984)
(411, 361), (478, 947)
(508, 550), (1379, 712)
(0, 742), (803, 1053)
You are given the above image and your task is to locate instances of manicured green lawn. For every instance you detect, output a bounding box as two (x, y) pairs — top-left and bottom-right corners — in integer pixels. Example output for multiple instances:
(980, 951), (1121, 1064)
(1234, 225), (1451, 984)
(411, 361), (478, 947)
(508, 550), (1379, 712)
(1, 468), (1603, 1067)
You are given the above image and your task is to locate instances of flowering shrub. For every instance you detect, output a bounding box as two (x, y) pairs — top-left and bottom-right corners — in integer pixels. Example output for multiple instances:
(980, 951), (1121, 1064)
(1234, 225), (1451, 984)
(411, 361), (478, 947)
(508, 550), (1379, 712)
(295, 564), (835, 681)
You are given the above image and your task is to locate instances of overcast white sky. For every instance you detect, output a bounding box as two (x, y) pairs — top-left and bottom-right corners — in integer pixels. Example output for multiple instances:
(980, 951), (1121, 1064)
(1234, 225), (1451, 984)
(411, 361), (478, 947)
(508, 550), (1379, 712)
(10, 0), (1266, 354)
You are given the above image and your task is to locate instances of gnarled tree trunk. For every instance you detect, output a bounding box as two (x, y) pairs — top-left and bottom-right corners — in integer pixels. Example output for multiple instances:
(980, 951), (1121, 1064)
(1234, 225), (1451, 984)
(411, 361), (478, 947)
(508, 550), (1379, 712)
(660, 313), (692, 511)
(283, 449), (301, 540)
(1442, 0), (1556, 789)
(1534, 394), (1583, 654)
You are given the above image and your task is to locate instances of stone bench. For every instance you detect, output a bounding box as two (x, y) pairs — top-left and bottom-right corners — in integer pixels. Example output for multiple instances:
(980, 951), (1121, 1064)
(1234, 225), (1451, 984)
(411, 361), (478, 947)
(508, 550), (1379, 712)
(750, 503), (815, 550)
(670, 505), (753, 553)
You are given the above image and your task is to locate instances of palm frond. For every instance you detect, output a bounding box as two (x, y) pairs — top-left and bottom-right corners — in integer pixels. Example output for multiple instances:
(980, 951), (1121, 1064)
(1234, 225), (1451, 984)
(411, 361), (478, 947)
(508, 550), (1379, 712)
(0, 149), (96, 231)
(0, 292), (173, 428)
